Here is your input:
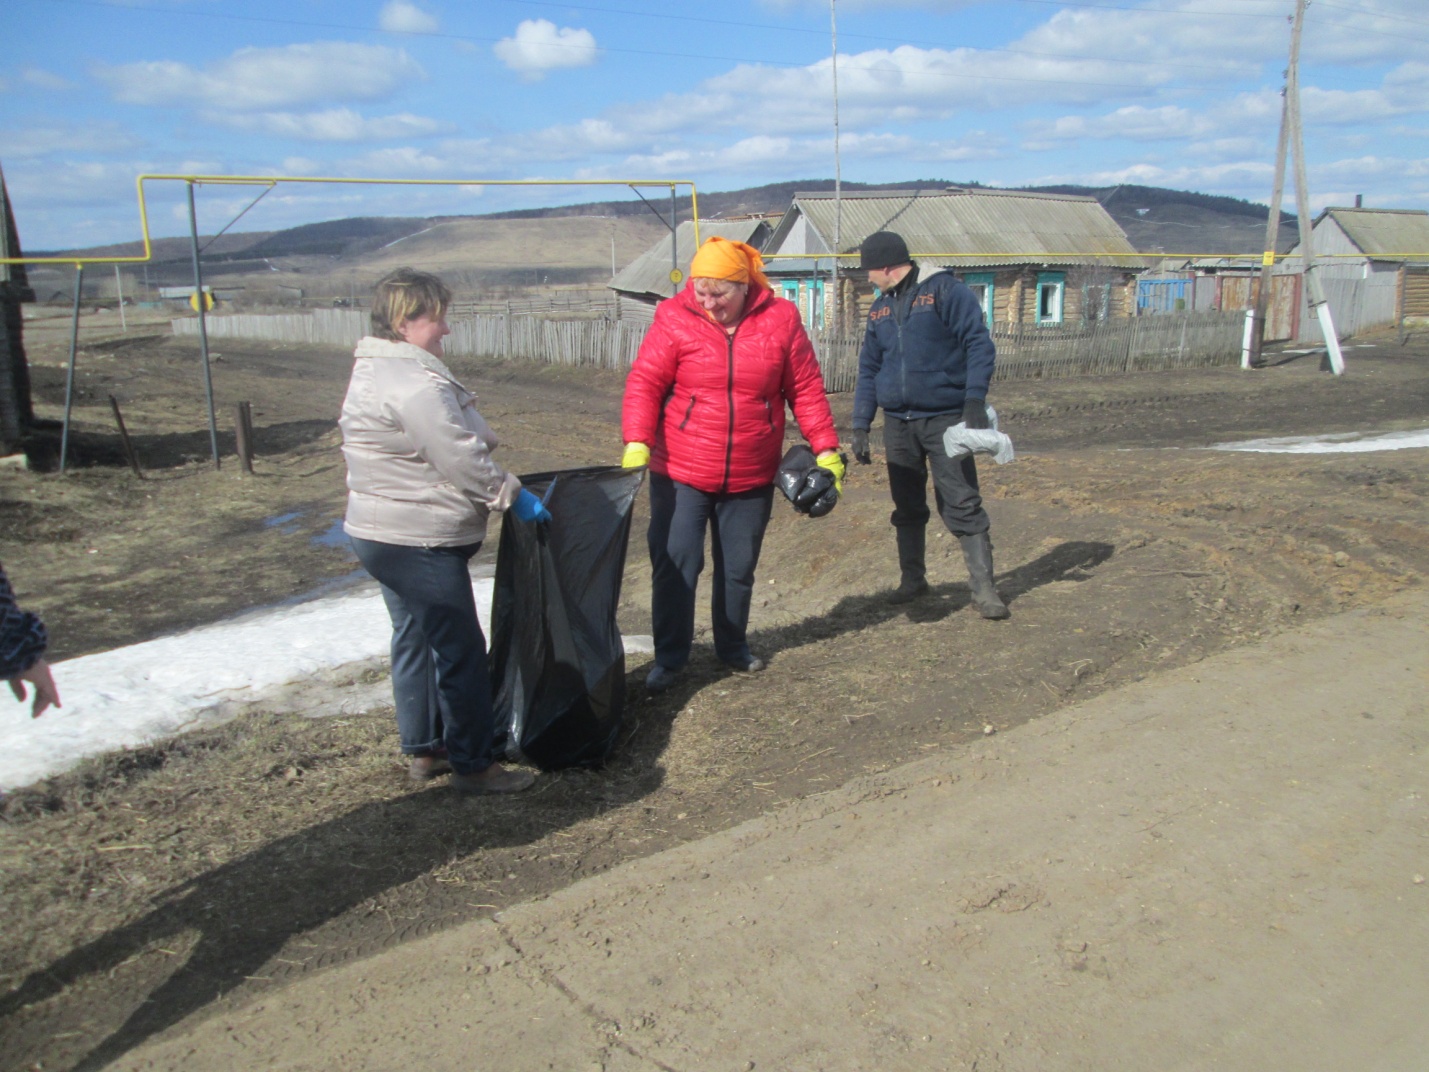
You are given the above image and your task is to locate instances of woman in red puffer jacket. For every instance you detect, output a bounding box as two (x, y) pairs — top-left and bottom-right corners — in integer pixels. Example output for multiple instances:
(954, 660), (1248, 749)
(622, 237), (843, 693)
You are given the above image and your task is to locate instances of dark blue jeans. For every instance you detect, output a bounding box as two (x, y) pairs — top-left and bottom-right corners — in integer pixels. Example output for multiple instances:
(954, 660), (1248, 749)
(883, 413), (990, 537)
(349, 537), (495, 775)
(647, 473), (774, 671)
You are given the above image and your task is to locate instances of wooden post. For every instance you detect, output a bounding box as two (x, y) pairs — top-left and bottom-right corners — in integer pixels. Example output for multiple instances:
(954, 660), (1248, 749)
(108, 394), (143, 477)
(235, 401), (254, 472)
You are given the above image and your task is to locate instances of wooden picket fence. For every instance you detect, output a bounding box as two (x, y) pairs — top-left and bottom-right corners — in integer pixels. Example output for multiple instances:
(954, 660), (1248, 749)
(174, 309), (1246, 390)
(447, 315), (645, 370)
(992, 312), (1246, 380)
(172, 308), (367, 347)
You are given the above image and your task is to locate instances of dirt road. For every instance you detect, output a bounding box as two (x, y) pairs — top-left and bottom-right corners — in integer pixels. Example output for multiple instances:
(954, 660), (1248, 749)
(2, 323), (1427, 1070)
(112, 587), (1429, 1071)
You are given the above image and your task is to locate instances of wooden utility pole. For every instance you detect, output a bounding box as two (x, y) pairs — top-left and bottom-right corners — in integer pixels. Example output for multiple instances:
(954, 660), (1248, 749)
(1286, 0), (1345, 374)
(1248, 71), (1291, 367)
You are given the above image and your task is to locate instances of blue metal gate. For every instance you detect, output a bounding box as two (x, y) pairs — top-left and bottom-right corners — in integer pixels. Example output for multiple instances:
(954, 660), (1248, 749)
(1137, 278), (1192, 314)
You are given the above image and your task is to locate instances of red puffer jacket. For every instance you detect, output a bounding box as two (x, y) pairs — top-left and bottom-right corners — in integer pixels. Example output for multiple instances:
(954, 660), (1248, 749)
(623, 283), (839, 494)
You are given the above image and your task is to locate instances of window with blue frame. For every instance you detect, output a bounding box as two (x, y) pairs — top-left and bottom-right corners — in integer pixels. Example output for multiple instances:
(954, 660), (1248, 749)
(779, 279), (823, 332)
(1036, 271), (1065, 325)
(962, 272), (995, 328)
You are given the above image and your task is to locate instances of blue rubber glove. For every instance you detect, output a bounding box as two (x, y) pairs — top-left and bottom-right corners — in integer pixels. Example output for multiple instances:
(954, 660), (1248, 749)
(512, 488), (552, 524)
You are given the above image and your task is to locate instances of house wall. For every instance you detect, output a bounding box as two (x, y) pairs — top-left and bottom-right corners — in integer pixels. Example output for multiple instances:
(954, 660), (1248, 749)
(994, 267), (1137, 325)
(836, 265), (1136, 333)
(1404, 266), (1429, 320)
(1291, 218), (1369, 282)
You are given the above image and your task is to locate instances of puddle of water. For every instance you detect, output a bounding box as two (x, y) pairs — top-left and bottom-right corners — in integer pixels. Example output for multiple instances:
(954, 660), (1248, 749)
(313, 518), (350, 549)
(264, 511), (303, 529)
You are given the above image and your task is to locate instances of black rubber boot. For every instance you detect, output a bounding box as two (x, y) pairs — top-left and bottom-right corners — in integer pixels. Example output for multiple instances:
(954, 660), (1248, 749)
(888, 526), (929, 604)
(959, 531), (1010, 619)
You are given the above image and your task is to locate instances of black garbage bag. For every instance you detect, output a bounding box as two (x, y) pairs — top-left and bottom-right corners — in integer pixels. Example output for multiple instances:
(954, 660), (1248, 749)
(775, 444), (840, 518)
(489, 465), (645, 770)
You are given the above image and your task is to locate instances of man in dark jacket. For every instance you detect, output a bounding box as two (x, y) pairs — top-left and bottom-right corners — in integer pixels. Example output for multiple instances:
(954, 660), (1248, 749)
(850, 230), (1009, 619)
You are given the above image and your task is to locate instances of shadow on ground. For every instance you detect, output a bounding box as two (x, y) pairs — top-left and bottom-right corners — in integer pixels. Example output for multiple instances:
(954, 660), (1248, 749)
(0, 540), (1113, 1069)
(0, 756), (670, 1070)
(646, 540), (1116, 707)
(22, 419), (335, 472)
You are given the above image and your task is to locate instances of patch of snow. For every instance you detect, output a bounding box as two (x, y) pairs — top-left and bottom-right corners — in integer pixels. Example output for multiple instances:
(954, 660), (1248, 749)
(1, 576), (653, 791)
(1210, 429), (1429, 454)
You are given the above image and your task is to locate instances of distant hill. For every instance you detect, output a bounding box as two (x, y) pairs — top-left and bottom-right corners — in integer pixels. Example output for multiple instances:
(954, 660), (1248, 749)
(486, 179), (1300, 256)
(32, 217), (424, 262)
(22, 179), (1304, 304)
(1024, 183), (1299, 255)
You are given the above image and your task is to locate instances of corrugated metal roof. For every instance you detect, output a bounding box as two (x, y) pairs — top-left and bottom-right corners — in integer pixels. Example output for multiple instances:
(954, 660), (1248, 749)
(770, 187), (1146, 270)
(1324, 209), (1429, 262)
(609, 218), (772, 301)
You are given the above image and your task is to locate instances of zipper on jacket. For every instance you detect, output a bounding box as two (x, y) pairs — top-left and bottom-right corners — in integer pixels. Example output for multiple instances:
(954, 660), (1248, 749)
(678, 395), (697, 429)
(722, 329), (737, 491)
(892, 281), (917, 409)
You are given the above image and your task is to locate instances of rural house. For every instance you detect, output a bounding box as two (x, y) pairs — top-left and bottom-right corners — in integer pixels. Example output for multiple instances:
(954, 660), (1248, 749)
(760, 187), (1148, 336)
(1280, 206), (1429, 337)
(608, 217), (773, 307)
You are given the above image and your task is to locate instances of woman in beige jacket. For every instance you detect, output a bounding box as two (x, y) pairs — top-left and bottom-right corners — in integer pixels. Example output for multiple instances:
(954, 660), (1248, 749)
(340, 268), (550, 794)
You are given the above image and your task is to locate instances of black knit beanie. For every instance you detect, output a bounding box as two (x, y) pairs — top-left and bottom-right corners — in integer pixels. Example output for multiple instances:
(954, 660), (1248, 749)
(858, 231), (911, 270)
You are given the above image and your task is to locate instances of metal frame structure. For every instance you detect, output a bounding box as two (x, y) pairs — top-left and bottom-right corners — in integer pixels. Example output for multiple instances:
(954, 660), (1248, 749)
(1, 174), (701, 470)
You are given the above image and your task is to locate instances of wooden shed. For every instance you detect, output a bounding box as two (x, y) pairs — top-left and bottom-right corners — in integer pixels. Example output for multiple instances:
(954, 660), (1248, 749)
(1281, 208), (1429, 332)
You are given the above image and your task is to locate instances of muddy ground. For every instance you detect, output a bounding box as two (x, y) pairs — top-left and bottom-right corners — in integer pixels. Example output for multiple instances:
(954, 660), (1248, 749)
(1, 315), (1427, 1070)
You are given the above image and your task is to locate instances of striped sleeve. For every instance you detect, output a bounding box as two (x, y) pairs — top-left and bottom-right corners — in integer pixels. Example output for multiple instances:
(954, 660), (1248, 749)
(0, 564), (48, 678)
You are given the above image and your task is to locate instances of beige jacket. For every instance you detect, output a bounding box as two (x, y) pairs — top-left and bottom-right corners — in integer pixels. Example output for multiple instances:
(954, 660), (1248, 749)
(340, 337), (522, 547)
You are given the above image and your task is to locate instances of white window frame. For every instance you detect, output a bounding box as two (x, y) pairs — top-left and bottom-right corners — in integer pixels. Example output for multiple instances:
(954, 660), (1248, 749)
(963, 272), (996, 329)
(1036, 271), (1065, 325)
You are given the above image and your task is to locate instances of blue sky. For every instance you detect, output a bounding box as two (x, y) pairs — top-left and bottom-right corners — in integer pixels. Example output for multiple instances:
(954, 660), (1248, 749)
(3, 0), (1426, 250)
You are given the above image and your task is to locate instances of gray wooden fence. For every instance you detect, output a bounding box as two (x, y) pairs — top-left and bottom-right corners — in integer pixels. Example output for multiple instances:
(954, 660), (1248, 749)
(993, 312), (1246, 379)
(447, 315), (646, 370)
(171, 308), (366, 346)
(174, 309), (1246, 390)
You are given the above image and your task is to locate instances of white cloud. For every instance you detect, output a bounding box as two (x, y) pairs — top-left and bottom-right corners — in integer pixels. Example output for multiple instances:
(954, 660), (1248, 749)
(22, 67), (73, 90)
(217, 108), (448, 142)
(95, 42), (425, 111)
(493, 19), (597, 81)
(1, 120), (140, 158)
(588, 128), (996, 181)
(1023, 105), (1215, 147)
(379, 1), (439, 35)
(346, 145), (453, 175)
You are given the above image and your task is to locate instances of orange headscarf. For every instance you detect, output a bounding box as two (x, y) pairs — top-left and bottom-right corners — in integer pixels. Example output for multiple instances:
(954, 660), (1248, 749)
(689, 235), (769, 291)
